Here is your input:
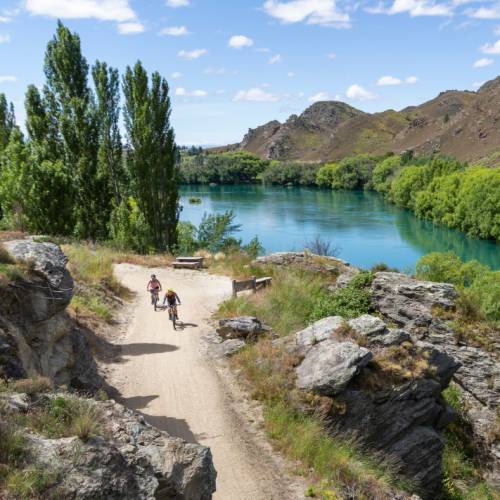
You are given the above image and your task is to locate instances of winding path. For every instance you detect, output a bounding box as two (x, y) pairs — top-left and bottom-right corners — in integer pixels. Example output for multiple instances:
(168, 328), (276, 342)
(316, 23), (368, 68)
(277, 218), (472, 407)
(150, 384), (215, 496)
(106, 264), (304, 500)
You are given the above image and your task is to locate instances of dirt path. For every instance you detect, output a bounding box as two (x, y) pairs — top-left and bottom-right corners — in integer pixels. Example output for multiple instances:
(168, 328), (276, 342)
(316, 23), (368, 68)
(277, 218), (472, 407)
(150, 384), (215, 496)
(106, 264), (305, 500)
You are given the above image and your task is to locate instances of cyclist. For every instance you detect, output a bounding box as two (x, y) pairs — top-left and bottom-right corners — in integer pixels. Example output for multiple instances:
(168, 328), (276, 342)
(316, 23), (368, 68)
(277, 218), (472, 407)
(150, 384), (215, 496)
(147, 274), (162, 305)
(163, 288), (181, 319)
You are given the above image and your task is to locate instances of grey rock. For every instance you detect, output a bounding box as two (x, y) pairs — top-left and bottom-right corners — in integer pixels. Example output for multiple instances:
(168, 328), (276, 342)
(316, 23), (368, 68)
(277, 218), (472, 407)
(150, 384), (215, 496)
(295, 316), (344, 355)
(332, 379), (449, 497)
(296, 340), (372, 396)
(371, 272), (457, 329)
(3, 239), (74, 320)
(217, 316), (269, 341)
(348, 314), (386, 337)
(211, 339), (246, 358)
(254, 252), (347, 275)
(21, 396), (217, 499)
(347, 314), (410, 346)
(0, 392), (30, 412)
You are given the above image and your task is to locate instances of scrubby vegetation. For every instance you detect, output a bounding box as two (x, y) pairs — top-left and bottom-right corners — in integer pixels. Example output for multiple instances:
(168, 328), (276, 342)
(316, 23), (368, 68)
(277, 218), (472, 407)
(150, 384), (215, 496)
(416, 251), (499, 352)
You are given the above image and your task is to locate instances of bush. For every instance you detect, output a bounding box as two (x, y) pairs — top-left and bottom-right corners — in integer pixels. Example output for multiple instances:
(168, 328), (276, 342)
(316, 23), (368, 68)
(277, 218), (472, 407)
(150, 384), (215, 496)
(372, 156), (400, 194)
(197, 210), (242, 252)
(305, 235), (340, 257)
(261, 161), (320, 186)
(327, 154), (378, 190)
(109, 198), (154, 253)
(175, 221), (198, 255)
(416, 252), (499, 322)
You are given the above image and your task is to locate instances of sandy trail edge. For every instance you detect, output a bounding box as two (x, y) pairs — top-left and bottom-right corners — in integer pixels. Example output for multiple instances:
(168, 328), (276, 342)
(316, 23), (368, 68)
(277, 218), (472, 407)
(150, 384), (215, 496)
(105, 264), (306, 500)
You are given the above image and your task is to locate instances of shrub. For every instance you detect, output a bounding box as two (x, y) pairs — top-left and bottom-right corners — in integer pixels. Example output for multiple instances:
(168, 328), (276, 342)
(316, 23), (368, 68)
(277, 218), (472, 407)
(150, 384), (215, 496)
(175, 221), (198, 255)
(305, 235), (340, 257)
(3, 377), (52, 396)
(0, 244), (14, 264)
(5, 467), (58, 497)
(372, 156), (401, 194)
(327, 155), (378, 190)
(261, 161), (320, 186)
(197, 210), (242, 252)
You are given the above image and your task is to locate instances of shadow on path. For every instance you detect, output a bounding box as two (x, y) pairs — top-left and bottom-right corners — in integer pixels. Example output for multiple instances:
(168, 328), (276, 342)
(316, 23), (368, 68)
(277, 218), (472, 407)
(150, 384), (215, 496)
(120, 343), (179, 356)
(120, 394), (159, 411)
(142, 414), (199, 444)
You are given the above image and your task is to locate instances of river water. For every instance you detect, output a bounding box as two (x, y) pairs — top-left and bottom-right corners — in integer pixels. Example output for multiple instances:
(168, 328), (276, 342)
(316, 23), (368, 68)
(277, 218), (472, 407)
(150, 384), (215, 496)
(180, 185), (499, 271)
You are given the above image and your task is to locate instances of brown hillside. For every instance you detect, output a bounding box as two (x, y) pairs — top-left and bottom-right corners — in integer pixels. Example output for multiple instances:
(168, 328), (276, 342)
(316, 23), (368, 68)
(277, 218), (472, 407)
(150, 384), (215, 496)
(231, 76), (500, 166)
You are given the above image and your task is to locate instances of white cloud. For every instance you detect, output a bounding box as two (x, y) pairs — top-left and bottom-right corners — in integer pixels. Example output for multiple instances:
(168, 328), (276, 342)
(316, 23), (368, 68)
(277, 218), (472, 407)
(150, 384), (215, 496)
(228, 35), (254, 48)
(117, 22), (144, 34)
(216, 89), (226, 95)
(256, 47), (270, 52)
(377, 75), (402, 86)
(346, 84), (376, 100)
(269, 54), (282, 64)
(406, 75), (418, 84)
(326, 52), (337, 59)
(0, 16), (11, 23)
(171, 71), (182, 79)
(175, 87), (207, 97)
(309, 91), (330, 102)
(233, 87), (279, 102)
(469, 6), (500, 19)
(262, 0), (350, 28)
(472, 81), (485, 89)
(166, 0), (189, 7)
(473, 57), (494, 68)
(0, 75), (17, 83)
(480, 39), (500, 54)
(159, 25), (189, 36)
(377, 0), (453, 17)
(177, 48), (208, 59)
(287, 71), (295, 77)
(0, 33), (10, 43)
(25, 0), (136, 21)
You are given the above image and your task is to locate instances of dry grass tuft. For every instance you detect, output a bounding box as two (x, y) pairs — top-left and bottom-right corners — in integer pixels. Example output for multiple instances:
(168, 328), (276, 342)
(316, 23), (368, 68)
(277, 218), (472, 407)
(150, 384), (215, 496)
(0, 377), (52, 396)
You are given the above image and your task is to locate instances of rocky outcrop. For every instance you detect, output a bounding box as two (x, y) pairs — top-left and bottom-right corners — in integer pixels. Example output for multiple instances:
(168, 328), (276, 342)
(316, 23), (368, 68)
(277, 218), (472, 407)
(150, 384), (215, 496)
(0, 239), (100, 390)
(371, 271), (500, 484)
(254, 251), (348, 275)
(287, 316), (460, 497)
(1, 393), (217, 499)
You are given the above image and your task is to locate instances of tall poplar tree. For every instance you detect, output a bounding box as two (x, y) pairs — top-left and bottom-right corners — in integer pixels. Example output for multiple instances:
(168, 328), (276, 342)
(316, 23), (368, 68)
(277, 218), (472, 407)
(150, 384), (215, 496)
(92, 61), (124, 205)
(122, 61), (179, 250)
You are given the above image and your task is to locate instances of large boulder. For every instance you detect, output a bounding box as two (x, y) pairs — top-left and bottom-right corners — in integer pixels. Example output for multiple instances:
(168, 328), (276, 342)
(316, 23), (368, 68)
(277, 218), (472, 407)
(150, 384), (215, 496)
(295, 316), (344, 355)
(296, 339), (372, 396)
(217, 316), (269, 341)
(3, 239), (74, 321)
(254, 252), (348, 274)
(371, 272), (457, 329)
(0, 240), (100, 390)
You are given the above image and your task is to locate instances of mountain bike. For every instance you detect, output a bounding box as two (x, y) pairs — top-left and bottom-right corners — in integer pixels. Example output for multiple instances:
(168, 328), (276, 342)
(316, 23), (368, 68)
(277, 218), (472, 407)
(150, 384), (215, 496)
(167, 304), (180, 330)
(150, 289), (160, 311)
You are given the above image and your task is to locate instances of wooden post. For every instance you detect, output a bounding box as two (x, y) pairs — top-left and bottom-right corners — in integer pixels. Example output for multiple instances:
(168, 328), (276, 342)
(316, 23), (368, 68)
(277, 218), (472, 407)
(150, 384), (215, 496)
(251, 276), (256, 294)
(232, 279), (237, 298)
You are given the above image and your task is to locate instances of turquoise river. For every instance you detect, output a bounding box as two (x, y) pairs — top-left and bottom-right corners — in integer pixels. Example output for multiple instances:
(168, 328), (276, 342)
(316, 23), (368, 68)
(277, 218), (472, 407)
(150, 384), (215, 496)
(180, 185), (499, 271)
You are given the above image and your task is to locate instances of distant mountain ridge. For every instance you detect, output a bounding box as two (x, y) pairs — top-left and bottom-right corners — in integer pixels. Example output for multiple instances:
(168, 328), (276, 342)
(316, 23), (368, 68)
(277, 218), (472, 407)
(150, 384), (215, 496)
(218, 76), (500, 166)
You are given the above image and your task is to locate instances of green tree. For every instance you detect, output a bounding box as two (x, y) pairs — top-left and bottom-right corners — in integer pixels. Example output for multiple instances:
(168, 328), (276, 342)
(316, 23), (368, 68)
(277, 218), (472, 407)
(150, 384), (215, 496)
(0, 94), (15, 151)
(92, 61), (124, 205)
(327, 154), (378, 190)
(43, 21), (109, 239)
(122, 61), (179, 250)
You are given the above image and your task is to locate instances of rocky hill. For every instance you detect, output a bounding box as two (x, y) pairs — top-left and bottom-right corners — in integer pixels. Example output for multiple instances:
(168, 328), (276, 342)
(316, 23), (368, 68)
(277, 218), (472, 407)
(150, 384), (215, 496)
(229, 76), (500, 166)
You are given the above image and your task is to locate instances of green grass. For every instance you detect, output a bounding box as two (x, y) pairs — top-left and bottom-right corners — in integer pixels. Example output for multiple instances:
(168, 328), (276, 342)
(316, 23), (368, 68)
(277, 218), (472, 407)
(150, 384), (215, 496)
(25, 395), (102, 441)
(71, 293), (113, 322)
(441, 385), (497, 499)
(5, 467), (58, 498)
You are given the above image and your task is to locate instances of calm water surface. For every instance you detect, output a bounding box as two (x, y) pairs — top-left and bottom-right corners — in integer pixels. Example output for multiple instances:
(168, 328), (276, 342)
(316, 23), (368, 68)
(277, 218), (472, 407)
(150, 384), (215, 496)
(180, 185), (499, 271)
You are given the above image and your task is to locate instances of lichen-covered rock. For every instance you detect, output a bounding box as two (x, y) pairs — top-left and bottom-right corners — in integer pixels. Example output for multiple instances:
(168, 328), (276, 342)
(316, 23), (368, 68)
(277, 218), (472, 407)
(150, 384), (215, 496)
(295, 316), (344, 355)
(347, 314), (411, 346)
(371, 272), (457, 329)
(217, 316), (269, 341)
(296, 340), (372, 396)
(6, 394), (217, 499)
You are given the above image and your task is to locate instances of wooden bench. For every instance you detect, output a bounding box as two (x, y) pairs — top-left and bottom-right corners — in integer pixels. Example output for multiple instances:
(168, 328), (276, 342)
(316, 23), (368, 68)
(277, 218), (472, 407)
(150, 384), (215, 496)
(232, 276), (272, 297)
(172, 256), (204, 269)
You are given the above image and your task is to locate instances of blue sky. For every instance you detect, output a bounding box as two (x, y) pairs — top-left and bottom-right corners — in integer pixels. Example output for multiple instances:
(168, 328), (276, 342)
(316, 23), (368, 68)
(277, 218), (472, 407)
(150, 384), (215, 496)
(0, 0), (499, 145)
